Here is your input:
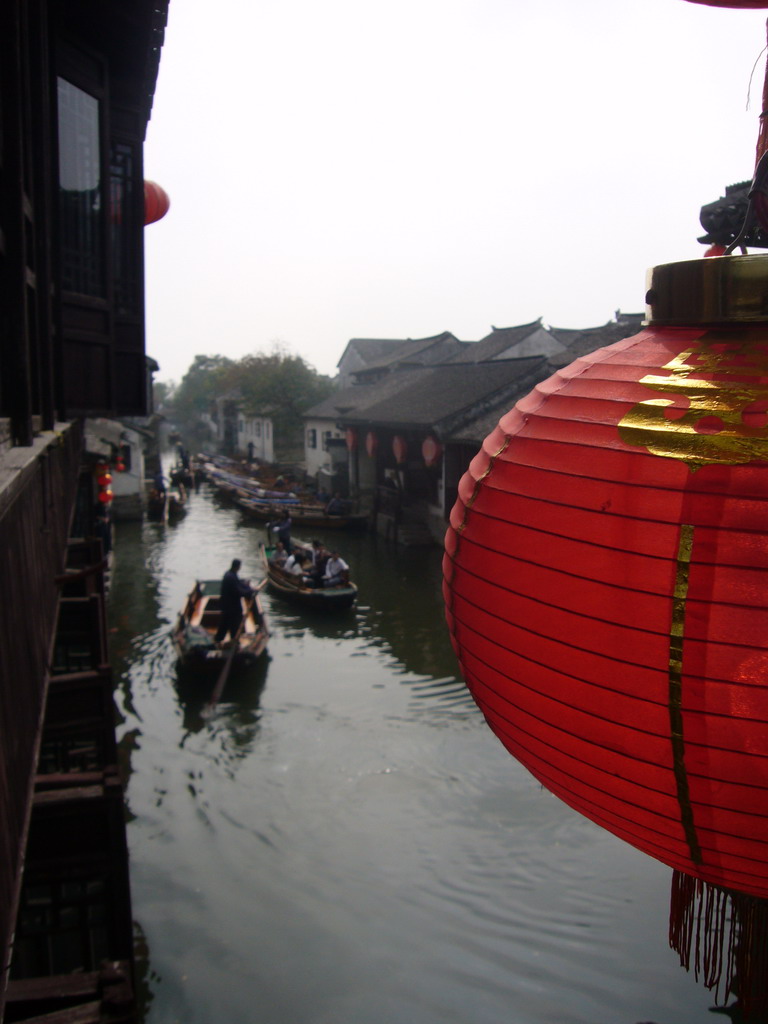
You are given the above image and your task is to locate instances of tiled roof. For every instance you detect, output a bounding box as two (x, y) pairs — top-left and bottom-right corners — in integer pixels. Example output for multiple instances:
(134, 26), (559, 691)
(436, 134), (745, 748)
(340, 358), (546, 430)
(357, 332), (464, 372)
(303, 379), (402, 419)
(336, 338), (405, 370)
(548, 314), (644, 364)
(447, 321), (550, 363)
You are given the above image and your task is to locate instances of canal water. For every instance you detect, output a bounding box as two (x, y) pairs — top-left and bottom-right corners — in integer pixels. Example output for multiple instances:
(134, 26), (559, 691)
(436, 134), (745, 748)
(108, 479), (720, 1024)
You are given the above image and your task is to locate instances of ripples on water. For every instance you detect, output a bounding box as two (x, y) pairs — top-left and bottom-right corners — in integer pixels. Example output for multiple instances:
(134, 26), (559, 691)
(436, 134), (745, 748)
(109, 483), (721, 1024)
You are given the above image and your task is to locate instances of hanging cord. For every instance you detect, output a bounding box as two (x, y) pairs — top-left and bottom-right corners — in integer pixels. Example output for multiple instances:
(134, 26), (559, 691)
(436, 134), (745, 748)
(726, 19), (768, 252)
(753, 21), (768, 164)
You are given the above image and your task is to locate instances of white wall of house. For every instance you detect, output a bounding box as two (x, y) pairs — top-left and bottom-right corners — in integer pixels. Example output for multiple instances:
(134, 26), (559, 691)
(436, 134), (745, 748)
(304, 417), (345, 479)
(110, 428), (146, 520)
(201, 411), (219, 442)
(84, 419), (146, 521)
(236, 414), (274, 462)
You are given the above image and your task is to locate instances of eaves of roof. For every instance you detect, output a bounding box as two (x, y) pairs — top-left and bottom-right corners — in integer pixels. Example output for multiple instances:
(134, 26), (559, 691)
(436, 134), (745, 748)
(547, 316), (644, 364)
(336, 338), (404, 369)
(444, 360), (552, 443)
(337, 358), (546, 432)
(446, 320), (544, 363)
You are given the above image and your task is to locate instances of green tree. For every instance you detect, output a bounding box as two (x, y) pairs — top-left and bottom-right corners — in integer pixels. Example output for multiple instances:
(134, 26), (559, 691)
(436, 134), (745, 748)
(173, 354), (237, 441)
(238, 344), (335, 459)
(152, 379), (175, 413)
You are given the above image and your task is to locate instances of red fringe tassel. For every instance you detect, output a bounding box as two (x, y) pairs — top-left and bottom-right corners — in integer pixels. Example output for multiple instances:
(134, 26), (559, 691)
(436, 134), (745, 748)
(670, 871), (768, 1020)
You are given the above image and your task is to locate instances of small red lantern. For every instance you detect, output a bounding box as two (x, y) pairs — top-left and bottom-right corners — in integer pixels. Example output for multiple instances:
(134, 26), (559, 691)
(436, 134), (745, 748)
(97, 489), (113, 504)
(444, 256), (768, 900)
(114, 456), (126, 473)
(144, 180), (170, 225)
(345, 428), (358, 452)
(97, 472), (112, 487)
(392, 435), (408, 465)
(422, 436), (443, 467)
(365, 431), (378, 458)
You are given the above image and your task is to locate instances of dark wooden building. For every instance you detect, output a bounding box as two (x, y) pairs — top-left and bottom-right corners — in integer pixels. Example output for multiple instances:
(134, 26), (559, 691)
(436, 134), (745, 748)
(1, 1), (168, 1019)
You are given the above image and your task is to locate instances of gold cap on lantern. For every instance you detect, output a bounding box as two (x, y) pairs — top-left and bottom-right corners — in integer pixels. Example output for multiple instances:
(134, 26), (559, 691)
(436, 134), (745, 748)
(645, 254), (768, 325)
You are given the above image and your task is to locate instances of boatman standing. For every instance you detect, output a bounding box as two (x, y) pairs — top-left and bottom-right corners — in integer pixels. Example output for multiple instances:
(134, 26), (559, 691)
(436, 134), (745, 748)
(215, 559), (253, 643)
(268, 508), (292, 553)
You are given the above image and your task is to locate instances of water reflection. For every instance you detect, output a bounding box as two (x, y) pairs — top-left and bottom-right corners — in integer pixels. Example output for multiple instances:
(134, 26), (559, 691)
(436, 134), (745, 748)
(108, 482), (732, 1024)
(174, 656), (270, 739)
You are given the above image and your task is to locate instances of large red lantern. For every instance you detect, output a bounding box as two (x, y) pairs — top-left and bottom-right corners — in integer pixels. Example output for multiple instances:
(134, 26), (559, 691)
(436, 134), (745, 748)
(444, 256), (768, 899)
(365, 431), (378, 458)
(345, 428), (357, 452)
(684, 1), (768, 6)
(144, 180), (170, 225)
(392, 435), (408, 465)
(422, 436), (443, 467)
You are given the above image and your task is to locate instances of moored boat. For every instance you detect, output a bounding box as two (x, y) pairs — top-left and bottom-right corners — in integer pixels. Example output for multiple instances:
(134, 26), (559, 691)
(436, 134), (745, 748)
(201, 458), (367, 530)
(146, 487), (167, 521)
(171, 579), (269, 671)
(167, 484), (187, 520)
(242, 496), (368, 530)
(259, 542), (358, 611)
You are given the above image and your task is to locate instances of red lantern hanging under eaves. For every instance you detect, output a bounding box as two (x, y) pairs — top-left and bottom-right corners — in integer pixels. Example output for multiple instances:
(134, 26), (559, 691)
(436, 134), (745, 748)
(444, 255), (768, 900)
(365, 431), (378, 458)
(392, 435), (408, 465)
(422, 436), (443, 467)
(345, 428), (357, 452)
(144, 180), (170, 225)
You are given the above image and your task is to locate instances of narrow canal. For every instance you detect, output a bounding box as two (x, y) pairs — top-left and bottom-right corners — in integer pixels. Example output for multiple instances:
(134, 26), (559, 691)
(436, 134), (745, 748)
(108, 478), (717, 1023)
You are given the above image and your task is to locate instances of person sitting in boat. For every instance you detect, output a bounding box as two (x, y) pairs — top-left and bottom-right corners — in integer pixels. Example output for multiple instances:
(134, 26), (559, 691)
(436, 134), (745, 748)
(284, 550), (306, 576)
(269, 541), (288, 566)
(215, 559), (254, 643)
(323, 551), (349, 588)
(311, 539), (329, 573)
(324, 492), (345, 516)
(302, 540), (329, 586)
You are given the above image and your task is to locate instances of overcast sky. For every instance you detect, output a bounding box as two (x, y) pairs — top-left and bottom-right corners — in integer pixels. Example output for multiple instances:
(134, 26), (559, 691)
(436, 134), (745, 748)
(143, 0), (768, 384)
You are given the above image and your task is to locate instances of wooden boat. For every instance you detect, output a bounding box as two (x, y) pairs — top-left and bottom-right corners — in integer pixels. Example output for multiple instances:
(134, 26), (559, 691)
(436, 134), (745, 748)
(170, 462), (193, 488)
(203, 459), (367, 530)
(241, 496), (368, 531)
(146, 487), (167, 521)
(259, 542), (358, 611)
(171, 579), (269, 671)
(167, 484), (187, 520)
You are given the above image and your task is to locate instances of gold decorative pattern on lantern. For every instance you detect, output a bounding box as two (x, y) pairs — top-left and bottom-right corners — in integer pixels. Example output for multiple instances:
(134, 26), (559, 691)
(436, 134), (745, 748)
(668, 524), (702, 866)
(618, 329), (768, 466)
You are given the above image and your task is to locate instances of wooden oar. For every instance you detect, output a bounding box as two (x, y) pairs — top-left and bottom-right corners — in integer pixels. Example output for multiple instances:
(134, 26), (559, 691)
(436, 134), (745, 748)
(202, 579), (267, 718)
